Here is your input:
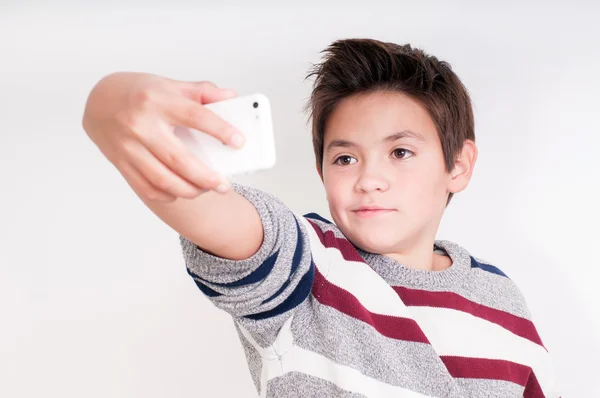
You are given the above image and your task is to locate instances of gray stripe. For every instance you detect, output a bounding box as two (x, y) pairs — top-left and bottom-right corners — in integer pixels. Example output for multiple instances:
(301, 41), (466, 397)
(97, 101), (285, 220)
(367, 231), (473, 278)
(266, 372), (368, 398)
(290, 302), (463, 398)
(456, 271), (532, 320)
(455, 377), (524, 397)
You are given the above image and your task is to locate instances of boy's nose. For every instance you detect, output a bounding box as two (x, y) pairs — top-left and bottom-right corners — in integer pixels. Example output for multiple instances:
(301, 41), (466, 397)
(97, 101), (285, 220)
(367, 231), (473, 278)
(354, 170), (390, 193)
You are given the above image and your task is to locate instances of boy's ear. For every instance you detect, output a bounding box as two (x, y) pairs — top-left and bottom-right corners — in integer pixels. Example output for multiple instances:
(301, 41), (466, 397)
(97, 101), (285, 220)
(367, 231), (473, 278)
(316, 162), (324, 182)
(448, 139), (478, 195)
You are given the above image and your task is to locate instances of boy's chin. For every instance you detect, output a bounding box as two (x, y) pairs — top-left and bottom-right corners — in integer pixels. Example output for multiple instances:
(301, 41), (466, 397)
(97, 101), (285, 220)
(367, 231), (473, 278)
(348, 232), (408, 255)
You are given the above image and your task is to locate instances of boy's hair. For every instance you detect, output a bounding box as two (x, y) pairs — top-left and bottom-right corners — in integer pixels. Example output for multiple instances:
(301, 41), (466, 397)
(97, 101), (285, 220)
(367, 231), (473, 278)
(305, 38), (475, 204)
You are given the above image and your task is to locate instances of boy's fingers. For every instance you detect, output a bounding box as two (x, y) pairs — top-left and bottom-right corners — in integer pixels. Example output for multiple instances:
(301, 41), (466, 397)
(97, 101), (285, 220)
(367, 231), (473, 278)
(123, 141), (220, 199)
(133, 121), (230, 191)
(161, 94), (245, 148)
(120, 161), (177, 203)
(173, 80), (237, 104)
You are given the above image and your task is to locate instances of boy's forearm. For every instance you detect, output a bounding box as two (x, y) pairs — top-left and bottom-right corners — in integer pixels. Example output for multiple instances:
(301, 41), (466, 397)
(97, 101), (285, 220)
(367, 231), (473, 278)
(141, 189), (263, 261)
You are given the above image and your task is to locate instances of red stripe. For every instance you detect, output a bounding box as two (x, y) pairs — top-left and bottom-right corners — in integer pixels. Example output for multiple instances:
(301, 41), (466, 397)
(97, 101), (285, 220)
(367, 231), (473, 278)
(307, 220), (365, 263)
(441, 356), (545, 397)
(523, 371), (546, 398)
(393, 286), (546, 348)
(312, 265), (430, 344)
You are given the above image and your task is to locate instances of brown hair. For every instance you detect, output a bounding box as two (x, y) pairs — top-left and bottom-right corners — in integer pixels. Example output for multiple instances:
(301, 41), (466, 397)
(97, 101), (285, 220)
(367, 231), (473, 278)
(305, 38), (475, 204)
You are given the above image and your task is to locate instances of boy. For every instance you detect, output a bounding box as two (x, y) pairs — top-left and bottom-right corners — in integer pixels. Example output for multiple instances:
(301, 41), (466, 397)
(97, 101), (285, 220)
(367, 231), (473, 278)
(82, 38), (558, 397)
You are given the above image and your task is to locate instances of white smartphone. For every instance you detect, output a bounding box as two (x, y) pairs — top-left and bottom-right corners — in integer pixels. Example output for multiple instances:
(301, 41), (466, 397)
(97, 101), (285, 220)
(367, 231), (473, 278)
(174, 93), (276, 177)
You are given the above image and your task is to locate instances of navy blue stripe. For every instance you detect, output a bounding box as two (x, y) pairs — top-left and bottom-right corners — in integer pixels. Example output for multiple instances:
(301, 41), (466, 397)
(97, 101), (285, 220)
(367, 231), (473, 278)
(245, 260), (315, 320)
(188, 249), (279, 288)
(303, 212), (332, 225)
(262, 218), (304, 305)
(470, 257), (509, 278)
(193, 279), (222, 297)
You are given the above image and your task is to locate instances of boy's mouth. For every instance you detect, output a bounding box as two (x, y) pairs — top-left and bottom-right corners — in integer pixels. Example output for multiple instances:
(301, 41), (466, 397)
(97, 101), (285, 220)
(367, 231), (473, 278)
(352, 206), (396, 218)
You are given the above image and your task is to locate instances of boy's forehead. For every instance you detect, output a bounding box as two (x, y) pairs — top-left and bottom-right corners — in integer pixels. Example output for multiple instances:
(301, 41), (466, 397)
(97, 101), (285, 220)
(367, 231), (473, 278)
(324, 91), (438, 144)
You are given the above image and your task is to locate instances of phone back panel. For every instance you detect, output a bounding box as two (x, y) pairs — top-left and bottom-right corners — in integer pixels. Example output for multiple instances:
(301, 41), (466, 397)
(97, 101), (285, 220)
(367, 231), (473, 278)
(175, 93), (276, 176)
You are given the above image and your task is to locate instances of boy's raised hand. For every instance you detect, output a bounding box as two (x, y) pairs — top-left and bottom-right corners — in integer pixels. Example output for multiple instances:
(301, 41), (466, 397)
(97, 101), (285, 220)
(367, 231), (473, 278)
(82, 72), (244, 202)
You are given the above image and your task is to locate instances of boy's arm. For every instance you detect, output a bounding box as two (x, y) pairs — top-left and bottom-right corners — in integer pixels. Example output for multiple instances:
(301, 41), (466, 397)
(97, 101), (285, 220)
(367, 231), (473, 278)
(82, 72), (315, 334)
(82, 72), (262, 260)
(179, 182), (314, 323)
(140, 189), (263, 260)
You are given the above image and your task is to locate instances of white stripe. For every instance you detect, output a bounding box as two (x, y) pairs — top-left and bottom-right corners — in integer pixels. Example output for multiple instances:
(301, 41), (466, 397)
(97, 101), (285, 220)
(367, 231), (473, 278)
(405, 306), (556, 396)
(236, 316), (294, 397)
(299, 217), (414, 319)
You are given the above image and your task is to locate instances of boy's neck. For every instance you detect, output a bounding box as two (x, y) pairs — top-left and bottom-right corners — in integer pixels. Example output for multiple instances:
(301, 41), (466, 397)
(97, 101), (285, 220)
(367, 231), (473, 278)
(383, 241), (453, 272)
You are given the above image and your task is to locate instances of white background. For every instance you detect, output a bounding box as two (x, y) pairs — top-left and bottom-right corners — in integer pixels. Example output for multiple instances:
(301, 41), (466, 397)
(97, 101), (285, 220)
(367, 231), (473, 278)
(1, 1), (598, 397)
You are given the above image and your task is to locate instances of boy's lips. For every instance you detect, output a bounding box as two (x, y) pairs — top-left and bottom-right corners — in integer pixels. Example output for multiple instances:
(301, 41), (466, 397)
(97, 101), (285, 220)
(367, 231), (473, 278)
(352, 206), (396, 218)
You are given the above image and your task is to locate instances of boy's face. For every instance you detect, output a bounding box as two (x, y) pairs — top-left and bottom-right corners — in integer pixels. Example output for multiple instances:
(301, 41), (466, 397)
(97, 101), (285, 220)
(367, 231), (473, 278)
(319, 90), (474, 255)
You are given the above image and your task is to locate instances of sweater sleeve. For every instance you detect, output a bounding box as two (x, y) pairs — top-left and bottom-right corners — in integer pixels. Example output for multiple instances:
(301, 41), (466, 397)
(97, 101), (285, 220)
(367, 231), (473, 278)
(179, 183), (314, 327)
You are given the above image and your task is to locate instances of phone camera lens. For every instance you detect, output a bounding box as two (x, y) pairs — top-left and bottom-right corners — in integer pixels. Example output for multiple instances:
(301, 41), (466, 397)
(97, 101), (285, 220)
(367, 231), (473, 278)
(253, 102), (259, 108)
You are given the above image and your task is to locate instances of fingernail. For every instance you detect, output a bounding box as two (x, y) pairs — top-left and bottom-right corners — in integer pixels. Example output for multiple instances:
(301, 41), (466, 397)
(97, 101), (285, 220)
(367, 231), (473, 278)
(222, 88), (237, 96)
(216, 183), (229, 194)
(231, 132), (245, 148)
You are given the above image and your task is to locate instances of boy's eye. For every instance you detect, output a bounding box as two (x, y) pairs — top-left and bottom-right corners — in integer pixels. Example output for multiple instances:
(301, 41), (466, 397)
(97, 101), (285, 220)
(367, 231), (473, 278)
(392, 148), (414, 159)
(334, 155), (357, 166)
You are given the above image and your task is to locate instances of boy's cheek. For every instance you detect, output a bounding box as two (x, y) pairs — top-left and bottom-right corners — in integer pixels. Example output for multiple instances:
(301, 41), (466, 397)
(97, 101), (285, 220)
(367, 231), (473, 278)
(325, 181), (353, 208)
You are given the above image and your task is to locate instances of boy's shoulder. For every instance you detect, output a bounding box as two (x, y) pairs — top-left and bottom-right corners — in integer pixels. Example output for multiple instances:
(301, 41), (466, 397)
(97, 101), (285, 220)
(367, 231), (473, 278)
(465, 254), (534, 320)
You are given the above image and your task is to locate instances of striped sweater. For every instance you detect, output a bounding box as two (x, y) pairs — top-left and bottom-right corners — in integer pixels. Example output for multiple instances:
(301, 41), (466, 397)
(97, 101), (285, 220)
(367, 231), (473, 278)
(180, 184), (559, 397)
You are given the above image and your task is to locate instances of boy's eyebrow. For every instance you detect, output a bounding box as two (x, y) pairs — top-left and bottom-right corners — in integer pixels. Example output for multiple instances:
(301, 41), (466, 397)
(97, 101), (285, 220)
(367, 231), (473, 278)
(325, 130), (426, 153)
(384, 130), (426, 143)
